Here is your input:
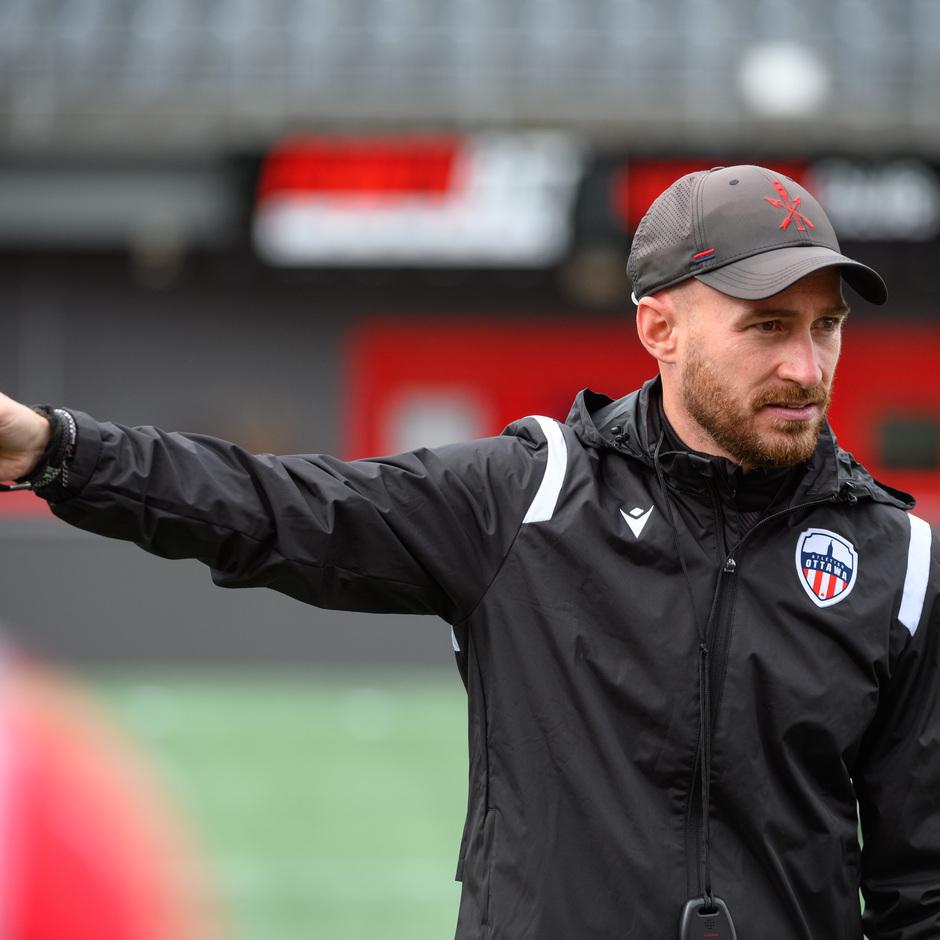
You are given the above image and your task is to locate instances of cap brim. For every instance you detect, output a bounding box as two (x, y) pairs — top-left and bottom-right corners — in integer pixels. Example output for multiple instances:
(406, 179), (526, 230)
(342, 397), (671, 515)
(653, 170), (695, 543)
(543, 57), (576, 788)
(694, 245), (888, 305)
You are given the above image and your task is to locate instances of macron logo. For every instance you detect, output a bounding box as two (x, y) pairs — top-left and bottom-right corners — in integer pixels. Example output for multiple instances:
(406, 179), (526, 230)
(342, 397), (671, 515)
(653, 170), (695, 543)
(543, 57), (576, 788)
(621, 506), (653, 539)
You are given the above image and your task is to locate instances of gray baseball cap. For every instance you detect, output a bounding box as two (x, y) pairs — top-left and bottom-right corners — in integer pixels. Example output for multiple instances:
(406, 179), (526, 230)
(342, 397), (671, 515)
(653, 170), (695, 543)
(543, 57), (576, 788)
(627, 164), (887, 305)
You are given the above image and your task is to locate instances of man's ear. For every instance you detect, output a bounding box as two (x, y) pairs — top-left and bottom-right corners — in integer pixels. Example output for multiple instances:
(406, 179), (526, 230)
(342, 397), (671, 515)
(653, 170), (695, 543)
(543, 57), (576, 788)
(636, 292), (681, 365)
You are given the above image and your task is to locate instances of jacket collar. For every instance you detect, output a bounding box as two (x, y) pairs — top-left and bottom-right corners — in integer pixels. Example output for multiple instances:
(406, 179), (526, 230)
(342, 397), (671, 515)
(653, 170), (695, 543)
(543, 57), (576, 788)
(566, 377), (915, 511)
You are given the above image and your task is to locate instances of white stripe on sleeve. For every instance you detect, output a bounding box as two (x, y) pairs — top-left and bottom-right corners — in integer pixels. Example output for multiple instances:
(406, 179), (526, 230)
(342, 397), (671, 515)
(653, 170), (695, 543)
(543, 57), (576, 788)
(899, 513), (932, 636)
(522, 415), (568, 525)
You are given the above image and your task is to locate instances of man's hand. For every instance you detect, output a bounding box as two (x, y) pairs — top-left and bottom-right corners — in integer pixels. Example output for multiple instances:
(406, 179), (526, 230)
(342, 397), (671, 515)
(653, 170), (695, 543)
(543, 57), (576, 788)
(0, 393), (53, 484)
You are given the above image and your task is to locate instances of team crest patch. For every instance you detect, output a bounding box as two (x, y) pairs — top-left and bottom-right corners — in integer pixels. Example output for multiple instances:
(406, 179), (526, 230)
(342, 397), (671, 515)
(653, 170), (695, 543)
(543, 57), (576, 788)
(795, 528), (858, 608)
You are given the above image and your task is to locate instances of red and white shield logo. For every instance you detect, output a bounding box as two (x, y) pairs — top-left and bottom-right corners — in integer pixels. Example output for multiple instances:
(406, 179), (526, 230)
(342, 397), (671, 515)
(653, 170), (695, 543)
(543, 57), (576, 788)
(795, 528), (858, 608)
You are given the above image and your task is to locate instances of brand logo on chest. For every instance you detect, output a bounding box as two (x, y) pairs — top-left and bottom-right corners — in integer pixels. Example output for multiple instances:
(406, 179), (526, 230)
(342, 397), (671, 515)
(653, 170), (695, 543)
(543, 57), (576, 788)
(620, 505), (654, 538)
(795, 528), (858, 607)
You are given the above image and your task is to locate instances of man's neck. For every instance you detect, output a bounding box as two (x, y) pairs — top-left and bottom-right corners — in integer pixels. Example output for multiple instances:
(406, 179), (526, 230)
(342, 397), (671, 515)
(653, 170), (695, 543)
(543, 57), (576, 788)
(652, 393), (796, 503)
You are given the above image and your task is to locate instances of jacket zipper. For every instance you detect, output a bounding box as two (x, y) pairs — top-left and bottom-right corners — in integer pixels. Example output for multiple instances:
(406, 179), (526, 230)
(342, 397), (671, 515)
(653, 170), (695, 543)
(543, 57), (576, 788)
(685, 483), (734, 899)
(683, 481), (858, 899)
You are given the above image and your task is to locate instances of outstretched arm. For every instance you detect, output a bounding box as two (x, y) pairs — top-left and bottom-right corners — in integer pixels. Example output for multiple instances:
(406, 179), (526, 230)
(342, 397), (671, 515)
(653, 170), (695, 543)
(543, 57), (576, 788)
(4, 404), (549, 622)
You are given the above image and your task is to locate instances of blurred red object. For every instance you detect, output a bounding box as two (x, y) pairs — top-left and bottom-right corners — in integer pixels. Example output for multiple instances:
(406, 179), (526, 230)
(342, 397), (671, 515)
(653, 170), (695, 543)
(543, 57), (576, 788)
(0, 657), (224, 940)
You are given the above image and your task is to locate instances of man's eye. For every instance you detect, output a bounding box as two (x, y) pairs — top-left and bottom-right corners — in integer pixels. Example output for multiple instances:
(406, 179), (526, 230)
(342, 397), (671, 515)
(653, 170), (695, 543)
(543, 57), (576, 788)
(818, 317), (839, 330)
(754, 321), (777, 332)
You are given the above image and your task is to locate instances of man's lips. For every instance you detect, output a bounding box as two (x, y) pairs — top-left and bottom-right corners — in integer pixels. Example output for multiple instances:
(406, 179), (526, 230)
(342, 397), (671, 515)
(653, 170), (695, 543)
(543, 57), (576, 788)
(753, 385), (829, 423)
(762, 401), (820, 421)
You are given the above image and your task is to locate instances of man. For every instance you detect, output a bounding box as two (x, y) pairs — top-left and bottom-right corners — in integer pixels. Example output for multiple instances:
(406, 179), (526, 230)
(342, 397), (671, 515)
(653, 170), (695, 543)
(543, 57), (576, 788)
(0, 165), (937, 939)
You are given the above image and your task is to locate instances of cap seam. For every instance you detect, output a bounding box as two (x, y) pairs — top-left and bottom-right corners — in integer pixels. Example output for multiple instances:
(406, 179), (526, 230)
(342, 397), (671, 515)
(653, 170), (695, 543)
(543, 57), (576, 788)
(692, 172), (708, 255)
(696, 235), (838, 266)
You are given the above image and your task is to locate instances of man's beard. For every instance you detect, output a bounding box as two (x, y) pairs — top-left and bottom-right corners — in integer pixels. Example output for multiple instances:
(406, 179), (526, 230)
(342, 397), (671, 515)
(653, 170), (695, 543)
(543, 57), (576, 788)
(680, 347), (831, 469)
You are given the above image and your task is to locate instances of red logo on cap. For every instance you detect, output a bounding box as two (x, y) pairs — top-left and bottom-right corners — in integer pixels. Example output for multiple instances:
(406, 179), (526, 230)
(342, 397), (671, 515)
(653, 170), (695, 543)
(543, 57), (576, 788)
(764, 180), (815, 231)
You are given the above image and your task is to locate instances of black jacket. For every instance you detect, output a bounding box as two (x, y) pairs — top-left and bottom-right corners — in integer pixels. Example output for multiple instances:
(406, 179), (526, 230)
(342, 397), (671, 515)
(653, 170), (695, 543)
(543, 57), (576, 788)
(47, 379), (940, 939)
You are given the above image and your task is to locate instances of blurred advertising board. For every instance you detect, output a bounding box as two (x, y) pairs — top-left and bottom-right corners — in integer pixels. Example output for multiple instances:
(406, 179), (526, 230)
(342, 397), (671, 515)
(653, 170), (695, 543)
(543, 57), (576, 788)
(253, 133), (585, 267)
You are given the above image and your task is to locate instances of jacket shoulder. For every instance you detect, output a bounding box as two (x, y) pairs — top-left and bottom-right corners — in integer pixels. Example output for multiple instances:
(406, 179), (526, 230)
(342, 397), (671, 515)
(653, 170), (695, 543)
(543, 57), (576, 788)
(835, 445), (916, 512)
(498, 413), (594, 525)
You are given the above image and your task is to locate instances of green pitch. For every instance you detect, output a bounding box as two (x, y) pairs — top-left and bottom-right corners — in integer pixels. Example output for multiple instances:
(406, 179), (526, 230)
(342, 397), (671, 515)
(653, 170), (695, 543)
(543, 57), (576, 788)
(88, 668), (872, 940)
(90, 669), (468, 940)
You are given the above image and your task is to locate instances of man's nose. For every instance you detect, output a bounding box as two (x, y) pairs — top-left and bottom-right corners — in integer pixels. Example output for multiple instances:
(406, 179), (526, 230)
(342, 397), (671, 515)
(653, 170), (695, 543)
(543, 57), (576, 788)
(778, 332), (824, 388)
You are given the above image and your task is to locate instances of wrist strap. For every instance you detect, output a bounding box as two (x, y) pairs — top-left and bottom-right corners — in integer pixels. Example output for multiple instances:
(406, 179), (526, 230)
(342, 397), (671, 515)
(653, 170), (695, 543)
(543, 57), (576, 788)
(0, 407), (77, 493)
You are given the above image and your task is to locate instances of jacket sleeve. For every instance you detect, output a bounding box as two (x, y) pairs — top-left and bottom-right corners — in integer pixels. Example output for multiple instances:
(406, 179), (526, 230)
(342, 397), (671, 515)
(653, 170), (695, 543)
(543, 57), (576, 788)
(44, 411), (550, 624)
(856, 525), (940, 940)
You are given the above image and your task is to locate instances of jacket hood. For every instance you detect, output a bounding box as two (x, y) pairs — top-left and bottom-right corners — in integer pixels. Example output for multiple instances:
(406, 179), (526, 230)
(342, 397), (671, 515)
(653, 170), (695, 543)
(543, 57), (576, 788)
(565, 378), (915, 512)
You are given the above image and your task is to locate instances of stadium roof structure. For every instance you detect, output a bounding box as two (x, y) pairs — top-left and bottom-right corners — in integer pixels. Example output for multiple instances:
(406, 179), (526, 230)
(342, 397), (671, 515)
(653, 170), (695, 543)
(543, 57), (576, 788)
(0, 0), (938, 154)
